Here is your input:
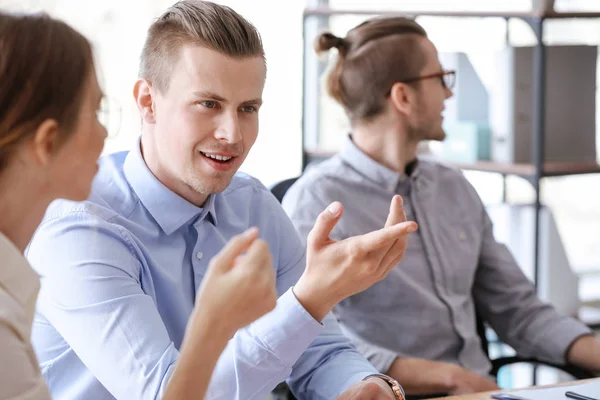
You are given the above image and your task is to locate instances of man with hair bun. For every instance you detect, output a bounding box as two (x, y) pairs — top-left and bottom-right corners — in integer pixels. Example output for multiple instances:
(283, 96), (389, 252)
(284, 15), (600, 397)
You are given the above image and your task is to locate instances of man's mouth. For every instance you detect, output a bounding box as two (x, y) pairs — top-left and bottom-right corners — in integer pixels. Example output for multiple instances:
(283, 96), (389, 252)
(200, 151), (234, 163)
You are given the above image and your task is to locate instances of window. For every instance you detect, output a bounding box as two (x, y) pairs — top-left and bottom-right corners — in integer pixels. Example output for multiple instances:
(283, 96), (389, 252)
(2, 0), (305, 187)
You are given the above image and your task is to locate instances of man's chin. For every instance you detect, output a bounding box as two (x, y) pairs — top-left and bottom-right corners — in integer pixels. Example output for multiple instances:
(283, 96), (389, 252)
(427, 132), (446, 142)
(185, 174), (234, 197)
(434, 128), (447, 141)
(202, 181), (232, 196)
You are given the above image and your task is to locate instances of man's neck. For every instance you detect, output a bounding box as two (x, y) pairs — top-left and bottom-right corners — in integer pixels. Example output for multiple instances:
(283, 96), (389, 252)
(352, 123), (419, 174)
(140, 135), (209, 207)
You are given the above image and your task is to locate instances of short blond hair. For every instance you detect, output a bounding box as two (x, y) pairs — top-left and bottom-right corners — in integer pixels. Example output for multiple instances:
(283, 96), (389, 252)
(139, 0), (264, 92)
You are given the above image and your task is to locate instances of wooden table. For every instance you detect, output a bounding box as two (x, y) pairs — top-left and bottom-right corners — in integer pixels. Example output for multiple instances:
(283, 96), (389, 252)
(428, 378), (600, 399)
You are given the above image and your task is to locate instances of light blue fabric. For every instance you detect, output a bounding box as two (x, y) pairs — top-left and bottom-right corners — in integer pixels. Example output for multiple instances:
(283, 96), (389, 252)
(27, 139), (377, 400)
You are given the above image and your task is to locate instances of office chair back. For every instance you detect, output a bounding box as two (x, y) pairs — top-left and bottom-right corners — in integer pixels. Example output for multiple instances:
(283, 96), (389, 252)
(270, 177), (299, 203)
(270, 177), (300, 400)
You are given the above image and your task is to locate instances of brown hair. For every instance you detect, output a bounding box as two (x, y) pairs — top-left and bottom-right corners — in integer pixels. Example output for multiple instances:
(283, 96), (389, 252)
(139, 0), (264, 93)
(316, 17), (428, 122)
(0, 12), (93, 171)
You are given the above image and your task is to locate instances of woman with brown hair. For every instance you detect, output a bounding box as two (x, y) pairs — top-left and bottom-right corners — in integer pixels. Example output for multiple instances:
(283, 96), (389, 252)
(0, 11), (276, 400)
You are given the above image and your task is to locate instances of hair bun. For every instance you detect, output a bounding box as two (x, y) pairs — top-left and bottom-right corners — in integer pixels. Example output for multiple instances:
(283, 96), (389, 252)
(314, 32), (346, 55)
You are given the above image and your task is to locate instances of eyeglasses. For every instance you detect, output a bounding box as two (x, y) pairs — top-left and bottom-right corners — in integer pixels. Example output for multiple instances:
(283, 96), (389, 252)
(386, 70), (456, 96)
(402, 70), (456, 90)
(96, 96), (122, 138)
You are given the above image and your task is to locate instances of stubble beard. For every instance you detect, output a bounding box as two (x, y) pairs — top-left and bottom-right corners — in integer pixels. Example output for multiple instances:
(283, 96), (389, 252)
(183, 168), (233, 197)
(409, 115), (446, 143)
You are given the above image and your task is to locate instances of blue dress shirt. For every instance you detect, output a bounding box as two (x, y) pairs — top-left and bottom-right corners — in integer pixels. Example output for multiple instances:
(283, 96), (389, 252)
(26, 140), (377, 400)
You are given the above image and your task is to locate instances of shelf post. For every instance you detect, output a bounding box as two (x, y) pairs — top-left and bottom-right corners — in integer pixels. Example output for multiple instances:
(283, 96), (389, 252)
(302, 0), (330, 170)
(529, 17), (546, 295)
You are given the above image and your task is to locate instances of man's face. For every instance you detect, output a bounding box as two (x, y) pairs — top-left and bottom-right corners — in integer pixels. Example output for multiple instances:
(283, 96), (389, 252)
(409, 38), (453, 143)
(146, 45), (265, 202)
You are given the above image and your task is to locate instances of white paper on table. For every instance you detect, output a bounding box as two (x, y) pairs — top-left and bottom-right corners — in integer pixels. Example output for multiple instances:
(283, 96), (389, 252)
(503, 380), (600, 400)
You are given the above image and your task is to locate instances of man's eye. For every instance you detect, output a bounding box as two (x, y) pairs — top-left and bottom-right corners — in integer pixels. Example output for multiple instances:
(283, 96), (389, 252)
(241, 105), (257, 114)
(200, 101), (218, 109)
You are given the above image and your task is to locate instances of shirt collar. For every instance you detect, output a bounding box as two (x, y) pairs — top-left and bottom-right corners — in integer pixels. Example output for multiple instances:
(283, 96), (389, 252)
(339, 135), (419, 191)
(0, 232), (40, 309)
(123, 138), (218, 235)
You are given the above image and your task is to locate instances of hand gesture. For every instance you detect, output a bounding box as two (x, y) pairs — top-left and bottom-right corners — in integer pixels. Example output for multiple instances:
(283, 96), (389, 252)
(294, 195), (417, 320)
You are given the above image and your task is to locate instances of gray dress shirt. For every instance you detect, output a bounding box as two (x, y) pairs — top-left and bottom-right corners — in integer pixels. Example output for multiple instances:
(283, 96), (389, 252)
(282, 136), (591, 377)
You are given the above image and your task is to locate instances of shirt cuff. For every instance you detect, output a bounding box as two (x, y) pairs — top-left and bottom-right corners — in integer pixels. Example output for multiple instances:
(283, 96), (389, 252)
(535, 317), (592, 365)
(248, 287), (324, 367)
(363, 373), (406, 400)
(340, 371), (375, 393)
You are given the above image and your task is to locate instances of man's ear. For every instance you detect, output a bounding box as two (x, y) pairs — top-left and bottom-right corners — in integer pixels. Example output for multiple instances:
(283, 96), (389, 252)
(133, 79), (157, 124)
(30, 119), (60, 166)
(388, 82), (415, 117)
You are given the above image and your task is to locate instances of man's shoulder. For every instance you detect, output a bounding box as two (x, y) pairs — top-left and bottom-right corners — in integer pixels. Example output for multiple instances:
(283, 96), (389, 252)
(419, 157), (464, 179)
(304, 156), (350, 181)
(418, 157), (474, 188)
(90, 151), (139, 213)
(223, 171), (274, 201)
(219, 172), (303, 247)
(41, 198), (118, 227)
(418, 157), (485, 209)
(281, 157), (353, 218)
(288, 156), (349, 194)
(27, 197), (133, 278)
(218, 172), (286, 219)
(297, 155), (469, 186)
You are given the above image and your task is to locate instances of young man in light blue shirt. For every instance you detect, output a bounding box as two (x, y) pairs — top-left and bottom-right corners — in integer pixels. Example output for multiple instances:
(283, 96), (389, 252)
(26, 2), (417, 400)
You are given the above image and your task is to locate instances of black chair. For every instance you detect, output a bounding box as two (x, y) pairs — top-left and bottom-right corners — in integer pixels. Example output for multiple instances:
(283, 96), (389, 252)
(270, 176), (299, 203)
(268, 178), (593, 399)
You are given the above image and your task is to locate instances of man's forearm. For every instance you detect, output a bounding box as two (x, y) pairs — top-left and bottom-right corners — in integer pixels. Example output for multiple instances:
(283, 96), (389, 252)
(164, 319), (229, 400)
(567, 335), (600, 373)
(287, 312), (381, 399)
(292, 278), (337, 322)
(200, 288), (323, 400)
(386, 357), (457, 395)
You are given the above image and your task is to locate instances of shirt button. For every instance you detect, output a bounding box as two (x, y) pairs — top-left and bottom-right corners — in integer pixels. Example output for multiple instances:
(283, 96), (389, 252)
(196, 251), (204, 260)
(459, 232), (466, 240)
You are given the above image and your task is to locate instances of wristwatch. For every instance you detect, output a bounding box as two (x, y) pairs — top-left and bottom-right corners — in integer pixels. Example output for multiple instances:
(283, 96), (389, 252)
(364, 374), (406, 400)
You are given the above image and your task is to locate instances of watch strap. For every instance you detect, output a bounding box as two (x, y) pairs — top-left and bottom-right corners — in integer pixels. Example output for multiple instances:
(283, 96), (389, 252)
(363, 373), (406, 400)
